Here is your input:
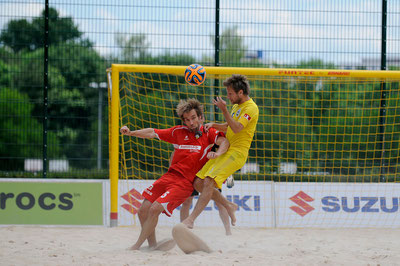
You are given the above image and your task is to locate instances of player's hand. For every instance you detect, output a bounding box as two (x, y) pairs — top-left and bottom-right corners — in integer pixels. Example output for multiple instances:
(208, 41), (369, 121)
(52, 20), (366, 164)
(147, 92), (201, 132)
(213, 96), (227, 110)
(120, 126), (130, 135)
(204, 123), (214, 132)
(207, 152), (219, 159)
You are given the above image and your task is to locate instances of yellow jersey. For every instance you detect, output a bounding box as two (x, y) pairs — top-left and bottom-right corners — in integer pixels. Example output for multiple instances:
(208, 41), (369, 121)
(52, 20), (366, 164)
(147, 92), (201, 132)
(226, 98), (259, 156)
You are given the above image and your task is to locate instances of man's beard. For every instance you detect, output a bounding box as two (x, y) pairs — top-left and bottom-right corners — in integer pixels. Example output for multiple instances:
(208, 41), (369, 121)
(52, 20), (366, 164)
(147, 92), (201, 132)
(231, 98), (240, 105)
(189, 125), (200, 133)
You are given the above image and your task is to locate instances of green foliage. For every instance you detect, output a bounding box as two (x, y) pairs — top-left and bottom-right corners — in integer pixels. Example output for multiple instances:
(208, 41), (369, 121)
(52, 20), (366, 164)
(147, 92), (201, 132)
(0, 7), (106, 172)
(0, 169), (109, 179)
(208, 26), (247, 66)
(153, 52), (196, 66)
(0, 7), (82, 52)
(0, 60), (13, 87)
(297, 58), (336, 69)
(115, 33), (150, 63)
(0, 87), (61, 170)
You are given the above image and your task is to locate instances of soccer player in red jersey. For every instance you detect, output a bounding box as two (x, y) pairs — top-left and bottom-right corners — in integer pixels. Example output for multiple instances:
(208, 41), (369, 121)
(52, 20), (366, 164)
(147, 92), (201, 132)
(120, 98), (229, 251)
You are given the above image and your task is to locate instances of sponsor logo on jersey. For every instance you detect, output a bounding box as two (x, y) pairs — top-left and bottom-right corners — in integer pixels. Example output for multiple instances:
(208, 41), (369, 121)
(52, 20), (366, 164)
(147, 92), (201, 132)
(184, 135), (189, 141)
(178, 145), (201, 150)
(244, 114), (251, 121)
(235, 108), (241, 117)
(177, 145), (201, 153)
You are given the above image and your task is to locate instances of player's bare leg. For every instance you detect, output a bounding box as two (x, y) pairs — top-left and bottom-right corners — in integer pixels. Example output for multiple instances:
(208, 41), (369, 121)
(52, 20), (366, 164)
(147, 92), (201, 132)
(182, 177), (215, 229)
(191, 177), (238, 226)
(130, 202), (164, 250)
(215, 201), (232, 235)
(180, 196), (193, 222)
(192, 177), (204, 192)
(211, 189), (238, 226)
(136, 199), (157, 248)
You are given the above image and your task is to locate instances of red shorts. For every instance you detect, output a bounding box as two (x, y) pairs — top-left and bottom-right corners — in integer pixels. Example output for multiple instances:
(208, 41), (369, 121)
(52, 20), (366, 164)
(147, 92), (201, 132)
(142, 169), (194, 216)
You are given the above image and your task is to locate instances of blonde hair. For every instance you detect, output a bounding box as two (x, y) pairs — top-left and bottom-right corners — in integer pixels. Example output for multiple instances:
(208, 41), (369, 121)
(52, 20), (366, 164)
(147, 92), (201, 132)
(176, 98), (204, 120)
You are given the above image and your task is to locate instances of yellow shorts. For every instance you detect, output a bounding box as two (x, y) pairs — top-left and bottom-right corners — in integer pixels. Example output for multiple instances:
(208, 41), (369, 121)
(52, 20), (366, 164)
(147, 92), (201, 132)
(196, 149), (247, 189)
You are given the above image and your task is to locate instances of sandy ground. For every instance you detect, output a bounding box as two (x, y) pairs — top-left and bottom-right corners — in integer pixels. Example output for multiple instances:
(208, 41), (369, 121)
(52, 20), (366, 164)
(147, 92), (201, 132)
(1, 226), (400, 266)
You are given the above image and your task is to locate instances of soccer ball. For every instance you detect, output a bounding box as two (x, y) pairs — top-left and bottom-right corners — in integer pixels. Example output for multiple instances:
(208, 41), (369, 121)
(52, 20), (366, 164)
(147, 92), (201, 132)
(184, 64), (206, 86)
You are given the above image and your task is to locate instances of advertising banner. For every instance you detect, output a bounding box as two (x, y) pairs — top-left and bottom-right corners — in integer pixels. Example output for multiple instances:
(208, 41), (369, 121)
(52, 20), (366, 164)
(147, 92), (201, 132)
(275, 182), (400, 228)
(0, 180), (104, 225)
(116, 180), (274, 227)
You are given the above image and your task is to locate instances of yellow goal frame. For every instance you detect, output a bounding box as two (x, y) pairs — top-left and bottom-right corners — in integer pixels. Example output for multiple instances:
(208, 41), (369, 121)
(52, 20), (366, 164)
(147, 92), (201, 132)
(108, 64), (400, 227)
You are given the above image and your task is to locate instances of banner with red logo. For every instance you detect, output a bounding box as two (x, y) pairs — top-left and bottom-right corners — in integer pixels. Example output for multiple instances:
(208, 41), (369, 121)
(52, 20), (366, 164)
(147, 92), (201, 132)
(114, 180), (274, 227)
(275, 183), (400, 228)
(103, 181), (400, 228)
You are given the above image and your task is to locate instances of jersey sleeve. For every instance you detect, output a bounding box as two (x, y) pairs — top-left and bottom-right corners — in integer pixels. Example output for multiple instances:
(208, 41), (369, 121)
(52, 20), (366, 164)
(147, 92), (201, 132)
(208, 128), (225, 144)
(238, 104), (258, 128)
(154, 127), (177, 144)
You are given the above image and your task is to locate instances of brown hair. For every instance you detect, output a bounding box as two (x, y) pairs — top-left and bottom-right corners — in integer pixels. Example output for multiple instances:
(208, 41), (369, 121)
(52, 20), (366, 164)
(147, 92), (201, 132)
(176, 98), (204, 120)
(223, 74), (250, 95)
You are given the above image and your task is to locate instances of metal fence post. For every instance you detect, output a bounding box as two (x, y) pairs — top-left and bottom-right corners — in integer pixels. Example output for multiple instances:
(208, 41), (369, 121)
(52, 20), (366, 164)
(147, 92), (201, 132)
(379, 0), (387, 181)
(43, 0), (49, 178)
(214, 0), (220, 122)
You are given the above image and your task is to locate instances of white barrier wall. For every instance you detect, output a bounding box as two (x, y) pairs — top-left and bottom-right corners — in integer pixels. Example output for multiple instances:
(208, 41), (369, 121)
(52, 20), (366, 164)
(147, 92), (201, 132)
(275, 182), (400, 228)
(106, 181), (400, 228)
(113, 180), (274, 227)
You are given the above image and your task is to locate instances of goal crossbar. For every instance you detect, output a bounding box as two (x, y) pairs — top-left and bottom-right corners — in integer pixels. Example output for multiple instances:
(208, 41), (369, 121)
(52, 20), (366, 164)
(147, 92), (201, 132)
(107, 64), (400, 227)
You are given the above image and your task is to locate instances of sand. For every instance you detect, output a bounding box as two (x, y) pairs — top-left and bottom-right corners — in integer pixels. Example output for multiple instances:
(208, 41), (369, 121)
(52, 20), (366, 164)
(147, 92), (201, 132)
(1, 225), (400, 266)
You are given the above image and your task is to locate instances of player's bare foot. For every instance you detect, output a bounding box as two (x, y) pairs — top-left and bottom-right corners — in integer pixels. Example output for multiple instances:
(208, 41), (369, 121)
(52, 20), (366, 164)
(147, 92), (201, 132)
(152, 238), (176, 251)
(227, 202), (238, 226)
(181, 218), (194, 229)
(129, 244), (141, 250)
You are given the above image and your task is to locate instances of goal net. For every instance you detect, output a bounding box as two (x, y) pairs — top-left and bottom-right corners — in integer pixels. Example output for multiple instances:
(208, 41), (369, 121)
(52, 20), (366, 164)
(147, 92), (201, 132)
(108, 64), (400, 228)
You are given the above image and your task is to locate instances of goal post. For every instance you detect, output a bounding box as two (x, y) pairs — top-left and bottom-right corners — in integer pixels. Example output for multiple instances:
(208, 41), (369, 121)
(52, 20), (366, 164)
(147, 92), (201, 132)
(107, 64), (400, 227)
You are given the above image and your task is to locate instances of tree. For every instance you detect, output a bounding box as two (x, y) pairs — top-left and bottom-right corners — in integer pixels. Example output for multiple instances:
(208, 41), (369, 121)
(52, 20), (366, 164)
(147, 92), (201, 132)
(1, 7), (106, 170)
(0, 87), (60, 170)
(0, 59), (14, 88)
(0, 7), (82, 52)
(115, 33), (151, 63)
(209, 26), (247, 66)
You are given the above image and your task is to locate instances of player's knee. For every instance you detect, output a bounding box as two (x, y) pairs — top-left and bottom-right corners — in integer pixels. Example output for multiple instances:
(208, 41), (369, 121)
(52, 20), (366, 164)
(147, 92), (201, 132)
(149, 202), (164, 217)
(137, 205), (147, 219)
(193, 178), (203, 192)
(138, 200), (151, 218)
(204, 177), (216, 189)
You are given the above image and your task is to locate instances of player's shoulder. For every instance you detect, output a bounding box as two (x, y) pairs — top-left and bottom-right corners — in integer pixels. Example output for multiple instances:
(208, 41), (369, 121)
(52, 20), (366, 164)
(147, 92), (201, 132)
(248, 98), (258, 107)
(170, 125), (189, 135)
(206, 127), (219, 136)
(171, 125), (188, 130)
(244, 99), (259, 112)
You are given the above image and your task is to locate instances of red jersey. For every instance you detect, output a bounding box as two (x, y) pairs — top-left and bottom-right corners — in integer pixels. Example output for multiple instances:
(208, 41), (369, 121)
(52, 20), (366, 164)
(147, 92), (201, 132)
(154, 125), (224, 182)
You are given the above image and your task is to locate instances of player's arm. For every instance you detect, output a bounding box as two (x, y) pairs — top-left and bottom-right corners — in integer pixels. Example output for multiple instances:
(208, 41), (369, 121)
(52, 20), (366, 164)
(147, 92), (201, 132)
(120, 126), (157, 139)
(215, 136), (229, 156)
(213, 97), (244, 133)
(207, 137), (229, 159)
(205, 122), (228, 133)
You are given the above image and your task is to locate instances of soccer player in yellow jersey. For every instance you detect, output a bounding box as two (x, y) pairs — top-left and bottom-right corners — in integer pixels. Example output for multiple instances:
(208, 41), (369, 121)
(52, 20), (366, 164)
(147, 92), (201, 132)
(182, 74), (259, 229)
